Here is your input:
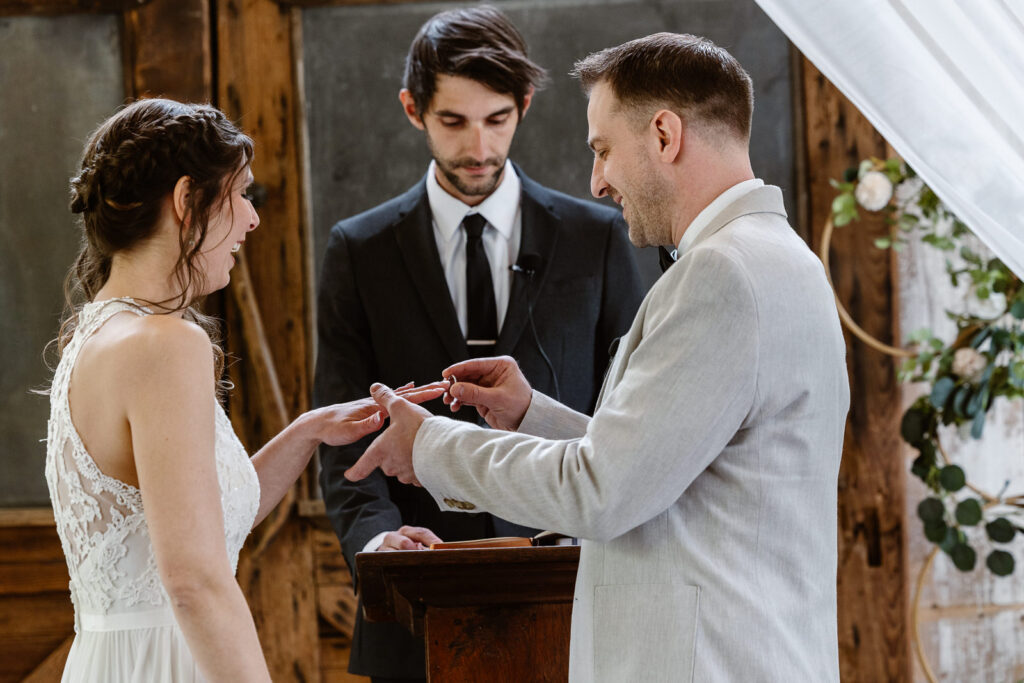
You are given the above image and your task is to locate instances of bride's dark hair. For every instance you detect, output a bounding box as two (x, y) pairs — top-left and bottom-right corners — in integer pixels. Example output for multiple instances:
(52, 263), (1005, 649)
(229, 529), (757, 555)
(57, 98), (254, 389)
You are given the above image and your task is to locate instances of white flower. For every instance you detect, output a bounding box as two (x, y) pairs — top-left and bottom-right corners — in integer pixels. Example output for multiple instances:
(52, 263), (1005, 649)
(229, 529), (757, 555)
(966, 291), (1006, 320)
(855, 171), (894, 211)
(951, 347), (987, 382)
(894, 177), (924, 206)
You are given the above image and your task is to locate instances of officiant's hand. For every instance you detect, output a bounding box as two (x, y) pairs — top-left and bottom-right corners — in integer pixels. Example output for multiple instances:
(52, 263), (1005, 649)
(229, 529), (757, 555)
(442, 356), (532, 431)
(345, 383), (429, 485)
(376, 525), (443, 551)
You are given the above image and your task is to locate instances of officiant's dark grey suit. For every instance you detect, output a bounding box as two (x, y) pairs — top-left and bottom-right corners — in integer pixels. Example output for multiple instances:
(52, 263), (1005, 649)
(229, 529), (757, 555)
(314, 165), (644, 679)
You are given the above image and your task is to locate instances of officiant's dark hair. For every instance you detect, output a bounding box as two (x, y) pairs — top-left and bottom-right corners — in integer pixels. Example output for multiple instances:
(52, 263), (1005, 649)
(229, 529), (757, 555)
(403, 5), (548, 117)
(571, 33), (754, 142)
(53, 98), (253, 391)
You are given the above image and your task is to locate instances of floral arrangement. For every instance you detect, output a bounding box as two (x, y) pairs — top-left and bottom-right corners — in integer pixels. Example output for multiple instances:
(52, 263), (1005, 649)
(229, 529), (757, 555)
(831, 159), (1024, 577)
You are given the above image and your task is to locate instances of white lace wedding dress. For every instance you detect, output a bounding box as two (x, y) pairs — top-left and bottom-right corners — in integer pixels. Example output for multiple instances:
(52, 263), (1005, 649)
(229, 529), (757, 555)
(45, 298), (260, 682)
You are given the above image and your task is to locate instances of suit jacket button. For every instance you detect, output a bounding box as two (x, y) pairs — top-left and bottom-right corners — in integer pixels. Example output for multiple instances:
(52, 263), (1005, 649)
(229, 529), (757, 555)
(461, 501), (477, 511)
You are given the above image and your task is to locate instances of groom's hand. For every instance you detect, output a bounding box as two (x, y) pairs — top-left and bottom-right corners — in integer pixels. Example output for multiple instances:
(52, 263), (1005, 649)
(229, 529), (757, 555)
(442, 356), (533, 431)
(345, 383), (429, 485)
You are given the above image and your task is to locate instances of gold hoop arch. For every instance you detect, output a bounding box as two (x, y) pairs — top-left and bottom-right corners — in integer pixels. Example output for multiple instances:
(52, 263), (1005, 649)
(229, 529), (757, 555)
(819, 216), (915, 358)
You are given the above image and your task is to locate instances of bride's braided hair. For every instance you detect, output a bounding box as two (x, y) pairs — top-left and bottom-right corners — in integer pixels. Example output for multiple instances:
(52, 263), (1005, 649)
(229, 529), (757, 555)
(57, 98), (254, 391)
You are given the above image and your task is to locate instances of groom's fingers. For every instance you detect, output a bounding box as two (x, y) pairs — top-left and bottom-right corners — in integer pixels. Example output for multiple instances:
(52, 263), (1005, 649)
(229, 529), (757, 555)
(345, 448), (382, 481)
(370, 382), (401, 412)
(448, 380), (499, 408)
(442, 357), (506, 384)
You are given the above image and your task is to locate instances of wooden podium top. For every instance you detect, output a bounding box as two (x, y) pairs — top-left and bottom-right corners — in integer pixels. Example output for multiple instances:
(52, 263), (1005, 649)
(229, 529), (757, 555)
(356, 545), (580, 637)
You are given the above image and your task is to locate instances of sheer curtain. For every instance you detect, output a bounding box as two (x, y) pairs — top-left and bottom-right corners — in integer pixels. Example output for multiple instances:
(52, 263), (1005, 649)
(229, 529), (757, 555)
(754, 0), (1024, 275)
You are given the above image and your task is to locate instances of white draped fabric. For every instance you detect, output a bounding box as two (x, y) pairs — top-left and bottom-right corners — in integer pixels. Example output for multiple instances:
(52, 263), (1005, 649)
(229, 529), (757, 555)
(754, 0), (1024, 275)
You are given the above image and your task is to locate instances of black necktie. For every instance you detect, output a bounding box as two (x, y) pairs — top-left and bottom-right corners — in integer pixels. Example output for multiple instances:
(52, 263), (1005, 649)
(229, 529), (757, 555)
(463, 213), (497, 357)
(659, 246), (678, 273)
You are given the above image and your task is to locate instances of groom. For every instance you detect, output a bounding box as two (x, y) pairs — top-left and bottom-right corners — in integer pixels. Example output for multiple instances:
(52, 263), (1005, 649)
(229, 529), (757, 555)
(349, 33), (850, 682)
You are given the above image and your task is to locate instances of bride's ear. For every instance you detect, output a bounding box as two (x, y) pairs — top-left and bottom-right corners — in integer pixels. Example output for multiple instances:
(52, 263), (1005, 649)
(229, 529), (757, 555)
(171, 176), (192, 223)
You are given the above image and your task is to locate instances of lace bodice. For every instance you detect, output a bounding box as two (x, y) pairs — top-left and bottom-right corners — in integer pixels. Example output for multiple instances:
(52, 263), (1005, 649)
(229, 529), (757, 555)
(45, 299), (259, 629)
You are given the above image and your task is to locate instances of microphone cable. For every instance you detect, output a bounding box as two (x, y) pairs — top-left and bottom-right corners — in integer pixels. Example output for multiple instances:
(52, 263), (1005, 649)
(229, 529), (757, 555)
(510, 254), (560, 402)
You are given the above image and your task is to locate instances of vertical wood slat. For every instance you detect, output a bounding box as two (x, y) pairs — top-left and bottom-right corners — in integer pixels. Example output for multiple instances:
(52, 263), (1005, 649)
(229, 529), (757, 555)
(122, 0), (211, 102)
(801, 56), (911, 682)
(216, 1), (318, 680)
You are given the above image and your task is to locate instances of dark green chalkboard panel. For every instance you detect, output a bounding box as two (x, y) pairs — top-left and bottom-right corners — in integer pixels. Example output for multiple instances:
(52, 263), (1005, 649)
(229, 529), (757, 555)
(0, 15), (124, 506)
(301, 0), (795, 288)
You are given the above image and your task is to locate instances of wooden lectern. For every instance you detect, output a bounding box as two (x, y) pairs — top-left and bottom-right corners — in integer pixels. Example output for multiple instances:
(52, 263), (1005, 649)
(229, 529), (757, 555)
(356, 546), (580, 682)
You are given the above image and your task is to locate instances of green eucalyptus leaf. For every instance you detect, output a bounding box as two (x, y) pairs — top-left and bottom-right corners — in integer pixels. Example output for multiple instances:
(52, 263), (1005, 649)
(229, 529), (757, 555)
(911, 455), (933, 482)
(986, 518), (1016, 543)
(970, 327), (992, 348)
(832, 193), (856, 215)
(843, 167), (858, 183)
(966, 389), (986, 418)
(951, 542), (977, 571)
(901, 407), (929, 444)
(939, 465), (966, 492)
(923, 520), (947, 543)
(970, 410), (986, 439)
(954, 498), (983, 525)
(1011, 298), (1024, 319)
(917, 497), (945, 522)
(939, 526), (962, 554)
(929, 377), (957, 410)
(953, 385), (972, 419)
(986, 550), (1014, 576)
(874, 237), (892, 249)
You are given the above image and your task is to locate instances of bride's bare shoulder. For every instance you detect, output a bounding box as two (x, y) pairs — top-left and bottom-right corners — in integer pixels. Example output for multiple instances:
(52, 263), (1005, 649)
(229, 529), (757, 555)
(100, 313), (215, 387)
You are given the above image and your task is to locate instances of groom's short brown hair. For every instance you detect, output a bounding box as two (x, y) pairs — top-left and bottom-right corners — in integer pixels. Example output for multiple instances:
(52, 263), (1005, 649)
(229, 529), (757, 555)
(571, 33), (754, 141)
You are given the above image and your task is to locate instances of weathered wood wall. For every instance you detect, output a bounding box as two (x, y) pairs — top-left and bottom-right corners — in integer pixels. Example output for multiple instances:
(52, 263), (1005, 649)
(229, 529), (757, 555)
(801, 56), (911, 681)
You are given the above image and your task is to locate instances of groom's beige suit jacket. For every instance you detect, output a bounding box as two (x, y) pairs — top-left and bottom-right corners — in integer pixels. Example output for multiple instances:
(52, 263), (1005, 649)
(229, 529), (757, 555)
(414, 185), (850, 682)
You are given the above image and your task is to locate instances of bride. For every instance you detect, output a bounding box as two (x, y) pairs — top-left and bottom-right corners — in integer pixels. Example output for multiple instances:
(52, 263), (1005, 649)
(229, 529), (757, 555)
(46, 98), (444, 682)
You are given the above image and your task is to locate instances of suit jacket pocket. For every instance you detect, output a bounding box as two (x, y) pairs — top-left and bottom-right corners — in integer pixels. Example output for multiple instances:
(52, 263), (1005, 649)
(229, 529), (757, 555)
(593, 583), (700, 683)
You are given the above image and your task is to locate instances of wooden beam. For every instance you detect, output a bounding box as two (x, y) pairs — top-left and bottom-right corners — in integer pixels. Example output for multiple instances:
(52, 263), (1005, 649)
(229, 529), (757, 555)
(801, 56), (910, 681)
(216, 1), (318, 679)
(122, 0), (211, 103)
(21, 635), (74, 683)
(0, 0), (150, 17)
(0, 509), (54, 527)
(274, 0), (471, 7)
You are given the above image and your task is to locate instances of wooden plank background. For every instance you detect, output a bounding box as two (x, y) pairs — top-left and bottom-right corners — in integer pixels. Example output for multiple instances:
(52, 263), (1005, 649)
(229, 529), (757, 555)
(801, 56), (911, 681)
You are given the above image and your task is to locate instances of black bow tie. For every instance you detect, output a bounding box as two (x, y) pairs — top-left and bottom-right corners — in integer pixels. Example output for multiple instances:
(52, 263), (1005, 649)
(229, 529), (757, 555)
(659, 247), (678, 273)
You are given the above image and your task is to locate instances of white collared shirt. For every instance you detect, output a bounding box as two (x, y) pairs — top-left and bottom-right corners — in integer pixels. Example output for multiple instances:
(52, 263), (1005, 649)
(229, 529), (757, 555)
(675, 178), (765, 256)
(426, 158), (522, 336)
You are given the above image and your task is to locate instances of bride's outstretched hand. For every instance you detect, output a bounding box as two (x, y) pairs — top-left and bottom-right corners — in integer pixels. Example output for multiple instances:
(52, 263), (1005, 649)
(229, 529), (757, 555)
(316, 381), (448, 446)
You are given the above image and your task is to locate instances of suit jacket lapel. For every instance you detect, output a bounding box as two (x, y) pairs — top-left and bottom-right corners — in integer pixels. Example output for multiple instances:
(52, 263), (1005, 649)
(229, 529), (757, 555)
(495, 173), (559, 356)
(393, 180), (467, 362)
(689, 185), (788, 250)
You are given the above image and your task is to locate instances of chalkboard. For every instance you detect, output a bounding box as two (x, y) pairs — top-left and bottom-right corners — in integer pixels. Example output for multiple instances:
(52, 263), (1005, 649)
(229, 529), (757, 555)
(301, 0), (795, 288)
(0, 15), (124, 506)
